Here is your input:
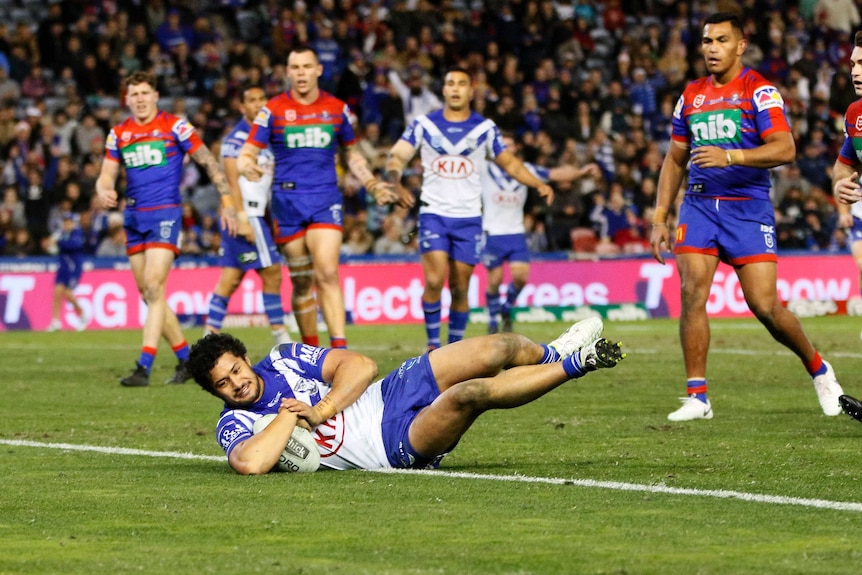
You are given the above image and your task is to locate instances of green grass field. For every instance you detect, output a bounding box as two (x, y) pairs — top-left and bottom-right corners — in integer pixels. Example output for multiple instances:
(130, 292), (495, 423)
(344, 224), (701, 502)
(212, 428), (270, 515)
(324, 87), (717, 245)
(3, 317), (862, 574)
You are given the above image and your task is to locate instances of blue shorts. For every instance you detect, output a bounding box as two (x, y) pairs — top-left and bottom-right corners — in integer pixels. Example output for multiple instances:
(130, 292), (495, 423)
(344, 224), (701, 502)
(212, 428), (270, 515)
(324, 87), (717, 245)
(124, 206), (182, 255)
(271, 190), (343, 244)
(55, 254), (83, 288)
(380, 353), (452, 469)
(219, 216), (281, 271)
(674, 195), (777, 265)
(418, 213), (482, 265)
(481, 233), (530, 269)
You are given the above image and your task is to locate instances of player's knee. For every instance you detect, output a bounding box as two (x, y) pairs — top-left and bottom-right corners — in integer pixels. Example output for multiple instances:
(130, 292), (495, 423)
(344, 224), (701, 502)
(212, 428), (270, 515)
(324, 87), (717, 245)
(749, 298), (780, 324)
(140, 282), (164, 304)
(450, 380), (491, 412)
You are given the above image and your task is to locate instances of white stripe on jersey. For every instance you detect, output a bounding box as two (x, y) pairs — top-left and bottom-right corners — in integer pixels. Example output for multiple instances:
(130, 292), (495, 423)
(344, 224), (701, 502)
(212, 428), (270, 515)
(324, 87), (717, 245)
(413, 114), (501, 218)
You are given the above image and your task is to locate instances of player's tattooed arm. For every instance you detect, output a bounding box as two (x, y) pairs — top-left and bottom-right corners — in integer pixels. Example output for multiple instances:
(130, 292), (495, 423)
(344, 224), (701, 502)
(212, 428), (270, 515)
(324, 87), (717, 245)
(191, 146), (238, 236)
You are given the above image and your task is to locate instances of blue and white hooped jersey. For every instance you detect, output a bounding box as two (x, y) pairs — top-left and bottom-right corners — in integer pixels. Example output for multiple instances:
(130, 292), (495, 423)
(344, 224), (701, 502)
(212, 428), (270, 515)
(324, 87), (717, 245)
(221, 117), (274, 218)
(400, 110), (506, 218)
(481, 162), (549, 235)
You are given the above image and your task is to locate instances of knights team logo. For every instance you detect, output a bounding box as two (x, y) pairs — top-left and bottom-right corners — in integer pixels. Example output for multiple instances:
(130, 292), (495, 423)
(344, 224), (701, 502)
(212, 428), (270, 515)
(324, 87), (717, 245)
(159, 219), (175, 240)
(693, 94), (705, 108)
(753, 86), (784, 112)
(286, 109), (296, 122)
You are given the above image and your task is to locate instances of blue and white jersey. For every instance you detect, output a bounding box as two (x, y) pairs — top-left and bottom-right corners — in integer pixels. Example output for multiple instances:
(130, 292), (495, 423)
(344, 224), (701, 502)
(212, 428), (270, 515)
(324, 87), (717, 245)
(400, 110), (506, 218)
(214, 343), (389, 471)
(221, 117), (274, 218)
(481, 162), (549, 235)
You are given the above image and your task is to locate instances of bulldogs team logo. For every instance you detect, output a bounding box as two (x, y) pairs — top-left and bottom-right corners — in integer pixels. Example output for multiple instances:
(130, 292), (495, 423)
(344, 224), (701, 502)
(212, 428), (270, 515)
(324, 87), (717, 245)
(286, 109), (296, 122)
(693, 94), (705, 108)
(855, 115), (862, 131)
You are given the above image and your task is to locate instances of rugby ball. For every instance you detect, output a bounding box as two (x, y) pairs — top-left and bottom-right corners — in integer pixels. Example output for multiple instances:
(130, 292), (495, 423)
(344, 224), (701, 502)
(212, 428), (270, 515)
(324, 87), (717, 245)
(252, 413), (320, 473)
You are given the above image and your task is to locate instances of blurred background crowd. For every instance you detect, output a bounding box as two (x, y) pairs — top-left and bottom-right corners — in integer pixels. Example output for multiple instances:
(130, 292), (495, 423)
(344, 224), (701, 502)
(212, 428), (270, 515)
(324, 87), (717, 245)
(0, 0), (858, 260)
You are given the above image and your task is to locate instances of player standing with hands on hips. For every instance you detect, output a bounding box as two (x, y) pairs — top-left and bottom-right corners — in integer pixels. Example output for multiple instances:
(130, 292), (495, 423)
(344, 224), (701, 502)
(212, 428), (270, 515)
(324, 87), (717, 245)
(649, 13), (843, 421)
(385, 67), (555, 351)
(95, 71), (239, 387)
(237, 47), (397, 350)
(203, 82), (291, 347)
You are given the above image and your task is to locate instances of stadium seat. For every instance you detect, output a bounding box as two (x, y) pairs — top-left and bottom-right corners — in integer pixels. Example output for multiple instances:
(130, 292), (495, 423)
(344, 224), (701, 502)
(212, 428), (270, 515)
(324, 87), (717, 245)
(571, 227), (598, 253)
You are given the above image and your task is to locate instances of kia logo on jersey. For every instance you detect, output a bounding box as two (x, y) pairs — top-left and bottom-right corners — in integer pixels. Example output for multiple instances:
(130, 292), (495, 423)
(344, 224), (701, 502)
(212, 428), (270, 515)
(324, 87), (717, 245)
(432, 155), (474, 178)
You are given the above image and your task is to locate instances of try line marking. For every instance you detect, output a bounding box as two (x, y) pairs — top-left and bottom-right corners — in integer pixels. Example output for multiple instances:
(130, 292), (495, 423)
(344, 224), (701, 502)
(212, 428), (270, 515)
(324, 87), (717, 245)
(5, 438), (862, 514)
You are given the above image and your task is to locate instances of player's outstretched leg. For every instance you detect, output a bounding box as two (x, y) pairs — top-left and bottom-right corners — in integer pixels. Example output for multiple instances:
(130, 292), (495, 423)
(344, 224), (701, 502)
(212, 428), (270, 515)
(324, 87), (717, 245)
(548, 317), (604, 359)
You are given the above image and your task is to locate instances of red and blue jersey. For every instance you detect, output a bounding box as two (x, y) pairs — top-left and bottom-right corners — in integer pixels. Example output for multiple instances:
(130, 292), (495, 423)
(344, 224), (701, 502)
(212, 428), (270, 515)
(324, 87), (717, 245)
(104, 111), (203, 210)
(246, 90), (357, 194)
(671, 67), (790, 201)
(838, 99), (862, 220)
(838, 99), (862, 168)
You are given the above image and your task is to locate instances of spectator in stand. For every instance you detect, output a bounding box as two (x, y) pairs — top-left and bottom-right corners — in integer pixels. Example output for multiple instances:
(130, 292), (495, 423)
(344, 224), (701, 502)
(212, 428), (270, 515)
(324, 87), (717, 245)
(96, 219), (127, 257)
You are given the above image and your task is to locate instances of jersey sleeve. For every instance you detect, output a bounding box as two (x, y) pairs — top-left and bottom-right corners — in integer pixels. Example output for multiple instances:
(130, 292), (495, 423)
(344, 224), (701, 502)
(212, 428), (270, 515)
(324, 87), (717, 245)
(839, 103), (862, 166)
(751, 83), (791, 139)
(172, 117), (203, 155)
(670, 93), (690, 146)
(338, 103), (358, 146)
(489, 123), (507, 159)
(104, 128), (121, 163)
(399, 118), (423, 148)
(215, 409), (256, 458)
(269, 343), (332, 384)
(526, 162), (550, 183)
(221, 130), (245, 160)
(247, 106), (273, 149)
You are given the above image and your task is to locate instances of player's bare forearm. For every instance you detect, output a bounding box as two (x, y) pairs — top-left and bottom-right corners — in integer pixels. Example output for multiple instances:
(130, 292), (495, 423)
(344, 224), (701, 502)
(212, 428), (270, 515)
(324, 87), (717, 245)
(385, 141), (416, 207)
(237, 142), (264, 181)
(229, 410), (299, 475)
(193, 146), (238, 234)
(94, 160), (120, 208)
(346, 146), (397, 205)
(698, 132), (795, 169)
(833, 159), (862, 206)
(313, 350), (379, 426)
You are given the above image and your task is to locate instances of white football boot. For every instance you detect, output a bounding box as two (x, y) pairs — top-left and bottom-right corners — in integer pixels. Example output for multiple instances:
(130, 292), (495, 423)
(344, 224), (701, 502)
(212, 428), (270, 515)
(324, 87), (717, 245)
(668, 395), (714, 421)
(548, 317), (604, 358)
(576, 338), (625, 372)
(812, 360), (843, 416)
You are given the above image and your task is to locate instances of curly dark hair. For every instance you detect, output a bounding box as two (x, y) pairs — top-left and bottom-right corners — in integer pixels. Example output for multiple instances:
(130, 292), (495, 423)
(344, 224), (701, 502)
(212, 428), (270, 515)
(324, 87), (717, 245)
(187, 332), (248, 395)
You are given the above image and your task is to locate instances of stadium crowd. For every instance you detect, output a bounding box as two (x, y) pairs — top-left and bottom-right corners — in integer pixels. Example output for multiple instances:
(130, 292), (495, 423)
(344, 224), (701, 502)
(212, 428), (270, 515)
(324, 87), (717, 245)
(0, 0), (858, 259)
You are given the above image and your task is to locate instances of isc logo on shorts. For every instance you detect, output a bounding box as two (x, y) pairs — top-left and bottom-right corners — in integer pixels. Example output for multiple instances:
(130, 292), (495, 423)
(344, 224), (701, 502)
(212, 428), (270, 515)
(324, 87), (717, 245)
(123, 142), (167, 168)
(432, 155), (474, 179)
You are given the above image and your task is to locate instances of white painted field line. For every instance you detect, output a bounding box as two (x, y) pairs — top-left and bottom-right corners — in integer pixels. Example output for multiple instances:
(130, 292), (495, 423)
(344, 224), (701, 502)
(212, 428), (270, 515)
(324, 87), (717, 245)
(5, 438), (862, 513)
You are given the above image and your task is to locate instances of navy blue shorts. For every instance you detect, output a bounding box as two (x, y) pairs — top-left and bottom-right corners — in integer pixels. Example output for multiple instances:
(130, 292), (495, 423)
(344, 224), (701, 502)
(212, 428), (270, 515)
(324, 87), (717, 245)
(418, 213), (482, 265)
(674, 195), (778, 265)
(481, 233), (530, 269)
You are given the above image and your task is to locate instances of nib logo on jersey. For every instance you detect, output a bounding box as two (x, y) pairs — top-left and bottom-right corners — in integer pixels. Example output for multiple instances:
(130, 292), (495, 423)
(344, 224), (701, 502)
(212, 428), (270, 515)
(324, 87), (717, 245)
(284, 125), (334, 149)
(122, 141), (168, 168)
(689, 109), (742, 145)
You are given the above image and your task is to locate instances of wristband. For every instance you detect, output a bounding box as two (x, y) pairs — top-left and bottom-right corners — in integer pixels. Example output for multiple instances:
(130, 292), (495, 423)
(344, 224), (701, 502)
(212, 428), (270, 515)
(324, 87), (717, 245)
(312, 395), (338, 423)
(220, 194), (235, 208)
(726, 151), (732, 166)
(652, 206), (668, 225)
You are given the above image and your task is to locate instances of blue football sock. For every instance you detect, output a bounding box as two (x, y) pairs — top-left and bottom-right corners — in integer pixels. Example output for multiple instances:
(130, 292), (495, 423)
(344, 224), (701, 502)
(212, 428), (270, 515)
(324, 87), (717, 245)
(423, 300), (441, 349)
(448, 310), (469, 343)
(206, 293), (229, 331)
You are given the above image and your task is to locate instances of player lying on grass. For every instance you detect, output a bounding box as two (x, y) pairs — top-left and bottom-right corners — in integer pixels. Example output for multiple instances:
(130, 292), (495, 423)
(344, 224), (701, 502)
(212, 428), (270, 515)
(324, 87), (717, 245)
(187, 318), (625, 475)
